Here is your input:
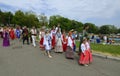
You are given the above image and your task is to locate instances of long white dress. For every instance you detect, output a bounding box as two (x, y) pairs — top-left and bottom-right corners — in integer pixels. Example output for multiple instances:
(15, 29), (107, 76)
(55, 32), (63, 52)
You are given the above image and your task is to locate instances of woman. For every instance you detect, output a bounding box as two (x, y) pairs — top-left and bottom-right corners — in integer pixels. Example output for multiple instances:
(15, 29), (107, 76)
(51, 26), (57, 49)
(3, 27), (10, 47)
(15, 26), (21, 39)
(61, 30), (68, 52)
(9, 27), (15, 40)
(39, 28), (45, 49)
(65, 31), (75, 59)
(55, 28), (63, 53)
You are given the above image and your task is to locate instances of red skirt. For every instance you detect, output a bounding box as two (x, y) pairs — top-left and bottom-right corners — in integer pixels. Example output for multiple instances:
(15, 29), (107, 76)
(39, 37), (44, 48)
(88, 49), (93, 63)
(62, 42), (67, 52)
(52, 36), (56, 48)
(79, 50), (89, 64)
(10, 34), (15, 40)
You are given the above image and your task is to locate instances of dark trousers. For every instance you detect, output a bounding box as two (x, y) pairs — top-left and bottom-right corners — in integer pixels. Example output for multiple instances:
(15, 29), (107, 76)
(23, 35), (29, 44)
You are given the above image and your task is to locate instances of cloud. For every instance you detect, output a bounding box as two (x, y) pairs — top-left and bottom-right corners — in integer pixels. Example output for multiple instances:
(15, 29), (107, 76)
(46, 0), (120, 21)
(0, 0), (120, 26)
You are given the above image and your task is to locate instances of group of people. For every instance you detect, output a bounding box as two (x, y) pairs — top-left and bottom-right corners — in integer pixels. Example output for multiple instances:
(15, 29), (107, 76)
(0, 24), (93, 66)
(39, 25), (68, 58)
(0, 26), (21, 47)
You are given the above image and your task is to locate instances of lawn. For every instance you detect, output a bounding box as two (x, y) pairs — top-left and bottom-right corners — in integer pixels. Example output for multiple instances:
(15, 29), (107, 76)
(76, 41), (120, 56)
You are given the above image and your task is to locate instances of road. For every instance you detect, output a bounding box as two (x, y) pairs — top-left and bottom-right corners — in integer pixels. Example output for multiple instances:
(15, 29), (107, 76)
(0, 39), (120, 76)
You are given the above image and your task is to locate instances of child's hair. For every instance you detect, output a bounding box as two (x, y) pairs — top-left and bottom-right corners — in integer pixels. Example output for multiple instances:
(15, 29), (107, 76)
(45, 29), (50, 35)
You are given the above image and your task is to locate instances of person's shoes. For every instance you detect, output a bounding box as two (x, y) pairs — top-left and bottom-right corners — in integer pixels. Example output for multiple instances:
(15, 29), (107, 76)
(84, 64), (88, 66)
(34, 46), (36, 48)
(48, 55), (52, 58)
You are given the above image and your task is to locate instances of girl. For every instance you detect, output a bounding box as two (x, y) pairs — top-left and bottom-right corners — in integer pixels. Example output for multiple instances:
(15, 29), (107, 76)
(43, 30), (52, 58)
(79, 38), (89, 66)
(86, 38), (93, 64)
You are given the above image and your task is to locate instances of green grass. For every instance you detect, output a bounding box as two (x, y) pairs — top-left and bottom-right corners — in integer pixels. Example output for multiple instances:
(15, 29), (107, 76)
(76, 41), (120, 56)
(91, 43), (120, 56)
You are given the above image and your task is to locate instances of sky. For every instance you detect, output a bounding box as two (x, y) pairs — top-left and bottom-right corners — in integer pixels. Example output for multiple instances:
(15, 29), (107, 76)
(0, 0), (120, 27)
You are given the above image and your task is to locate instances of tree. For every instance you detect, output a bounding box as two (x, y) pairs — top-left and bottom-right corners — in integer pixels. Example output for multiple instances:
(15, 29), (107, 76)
(12, 10), (25, 27)
(12, 10), (40, 28)
(0, 10), (3, 24)
(38, 13), (48, 28)
(25, 12), (40, 28)
(99, 25), (110, 34)
(117, 28), (120, 33)
(0, 10), (13, 25)
(84, 23), (98, 34)
(108, 25), (117, 34)
(49, 15), (83, 32)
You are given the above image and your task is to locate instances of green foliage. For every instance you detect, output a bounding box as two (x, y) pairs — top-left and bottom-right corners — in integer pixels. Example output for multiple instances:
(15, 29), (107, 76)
(91, 43), (120, 56)
(98, 25), (118, 34)
(117, 28), (120, 33)
(84, 23), (98, 34)
(0, 9), (119, 34)
(99, 25), (110, 34)
(0, 10), (13, 25)
(12, 10), (40, 28)
(108, 25), (118, 34)
(49, 15), (83, 32)
(12, 10), (25, 26)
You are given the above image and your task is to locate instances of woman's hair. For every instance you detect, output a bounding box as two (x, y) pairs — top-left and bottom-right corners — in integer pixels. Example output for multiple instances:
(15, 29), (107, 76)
(68, 31), (72, 37)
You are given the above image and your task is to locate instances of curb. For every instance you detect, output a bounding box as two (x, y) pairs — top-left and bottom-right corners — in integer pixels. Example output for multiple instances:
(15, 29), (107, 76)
(92, 53), (120, 61)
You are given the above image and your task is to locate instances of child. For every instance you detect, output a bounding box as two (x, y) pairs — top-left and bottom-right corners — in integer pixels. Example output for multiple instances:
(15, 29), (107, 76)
(86, 38), (93, 64)
(43, 30), (52, 58)
(79, 38), (89, 66)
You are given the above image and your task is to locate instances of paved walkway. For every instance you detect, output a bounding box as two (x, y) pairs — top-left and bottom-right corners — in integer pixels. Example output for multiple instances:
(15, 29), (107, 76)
(0, 39), (120, 76)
